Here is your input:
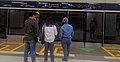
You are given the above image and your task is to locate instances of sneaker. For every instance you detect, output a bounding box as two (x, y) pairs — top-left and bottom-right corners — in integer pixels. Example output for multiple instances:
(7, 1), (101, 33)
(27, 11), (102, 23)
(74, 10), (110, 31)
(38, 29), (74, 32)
(36, 53), (39, 56)
(62, 58), (68, 61)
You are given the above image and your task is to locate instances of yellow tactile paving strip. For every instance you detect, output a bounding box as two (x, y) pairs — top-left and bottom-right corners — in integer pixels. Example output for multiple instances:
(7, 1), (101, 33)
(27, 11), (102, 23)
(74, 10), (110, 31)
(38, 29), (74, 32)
(0, 42), (24, 53)
(0, 42), (67, 56)
(102, 45), (120, 59)
(38, 43), (64, 56)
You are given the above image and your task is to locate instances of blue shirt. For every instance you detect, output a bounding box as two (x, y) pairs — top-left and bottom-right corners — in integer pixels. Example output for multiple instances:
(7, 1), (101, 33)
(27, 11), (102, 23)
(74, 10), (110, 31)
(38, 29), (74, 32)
(59, 23), (74, 39)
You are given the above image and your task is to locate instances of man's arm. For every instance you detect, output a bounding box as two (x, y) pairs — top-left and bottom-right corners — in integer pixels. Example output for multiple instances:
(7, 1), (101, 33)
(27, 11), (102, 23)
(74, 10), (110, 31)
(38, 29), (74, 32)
(59, 27), (63, 40)
(54, 26), (58, 36)
(71, 27), (74, 38)
(33, 21), (39, 36)
(72, 29), (74, 38)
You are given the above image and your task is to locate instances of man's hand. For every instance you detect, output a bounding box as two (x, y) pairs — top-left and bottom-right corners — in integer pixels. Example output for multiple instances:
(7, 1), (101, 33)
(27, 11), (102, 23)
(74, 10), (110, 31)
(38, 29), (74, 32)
(38, 37), (40, 42)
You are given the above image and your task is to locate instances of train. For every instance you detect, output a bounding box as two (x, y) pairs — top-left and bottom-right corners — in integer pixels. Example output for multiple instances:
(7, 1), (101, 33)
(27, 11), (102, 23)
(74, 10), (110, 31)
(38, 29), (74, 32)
(0, 0), (120, 45)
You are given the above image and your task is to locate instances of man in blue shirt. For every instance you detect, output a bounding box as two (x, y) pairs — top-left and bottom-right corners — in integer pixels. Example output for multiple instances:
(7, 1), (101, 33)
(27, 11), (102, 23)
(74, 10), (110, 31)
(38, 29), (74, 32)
(59, 17), (74, 61)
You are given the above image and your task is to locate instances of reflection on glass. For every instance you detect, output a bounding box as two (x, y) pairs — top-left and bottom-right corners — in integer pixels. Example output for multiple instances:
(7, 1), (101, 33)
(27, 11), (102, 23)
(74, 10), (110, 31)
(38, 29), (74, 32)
(0, 10), (7, 38)
(105, 13), (120, 44)
(9, 10), (36, 35)
(69, 12), (86, 41)
(89, 17), (97, 39)
(86, 13), (102, 42)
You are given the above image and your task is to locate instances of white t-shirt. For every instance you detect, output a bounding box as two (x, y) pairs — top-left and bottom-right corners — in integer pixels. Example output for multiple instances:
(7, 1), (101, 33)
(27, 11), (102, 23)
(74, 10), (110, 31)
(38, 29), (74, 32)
(42, 25), (57, 43)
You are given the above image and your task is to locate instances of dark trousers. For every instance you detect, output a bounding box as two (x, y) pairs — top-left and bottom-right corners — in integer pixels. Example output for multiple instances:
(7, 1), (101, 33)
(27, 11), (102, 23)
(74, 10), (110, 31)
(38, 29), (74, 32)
(24, 40), (36, 62)
(44, 42), (54, 62)
(61, 38), (72, 60)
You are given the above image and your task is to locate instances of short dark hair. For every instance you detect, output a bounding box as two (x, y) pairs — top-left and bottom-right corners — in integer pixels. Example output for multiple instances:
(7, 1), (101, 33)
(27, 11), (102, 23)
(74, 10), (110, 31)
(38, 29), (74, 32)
(46, 17), (54, 27)
(28, 11), (40, 17)
(33, 11), (40, 15)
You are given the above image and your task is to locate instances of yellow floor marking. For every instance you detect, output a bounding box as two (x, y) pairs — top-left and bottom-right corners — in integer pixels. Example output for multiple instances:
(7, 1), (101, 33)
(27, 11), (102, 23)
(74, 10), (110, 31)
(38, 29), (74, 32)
(48, 50), (50, 53)
(4, 48), (11, 50)
(109, 50), (119, 52)
(54, 47), (59, 56)
(38, 47), (45, 55)
(5, 42), (23, 44)
(103, 46), (120, 49)
(116, 54), (120, 57)
(54, 44), (61, 47)
(102, 47), (118, 59)
(58, 51), (63, 53)
(7, 44), (24, 53)
(118, 51), (120, 53)
(0, 42), (6, 46)
(0, 45), (9, 50)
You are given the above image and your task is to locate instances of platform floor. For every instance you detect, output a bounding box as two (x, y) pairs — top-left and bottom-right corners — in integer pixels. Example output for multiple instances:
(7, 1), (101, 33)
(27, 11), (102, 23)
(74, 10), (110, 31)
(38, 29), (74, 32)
(0, 55), (106, 62)
(0, 41), (120, 62)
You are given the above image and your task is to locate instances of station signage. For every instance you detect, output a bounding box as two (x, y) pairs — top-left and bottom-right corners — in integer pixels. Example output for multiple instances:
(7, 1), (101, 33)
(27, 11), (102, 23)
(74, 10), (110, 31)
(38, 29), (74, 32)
(0, 1), (120, 11)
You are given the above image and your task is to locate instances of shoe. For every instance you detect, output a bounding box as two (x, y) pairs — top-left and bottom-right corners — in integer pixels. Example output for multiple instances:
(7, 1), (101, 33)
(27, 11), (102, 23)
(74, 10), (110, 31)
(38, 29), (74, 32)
(44, 60), (47, 62)
(36, 53), (39, 56)
(67, 54), (69, 58)
(62, 58), (68, 61)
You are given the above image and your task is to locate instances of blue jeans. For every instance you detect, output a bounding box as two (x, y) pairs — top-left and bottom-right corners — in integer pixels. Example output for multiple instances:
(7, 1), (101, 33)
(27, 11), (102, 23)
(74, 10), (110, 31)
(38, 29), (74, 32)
(24, 40), (36, 62)
(62, 38), (72, 61)
(28, 41), (37, 54)
(44, 42), (54, 62)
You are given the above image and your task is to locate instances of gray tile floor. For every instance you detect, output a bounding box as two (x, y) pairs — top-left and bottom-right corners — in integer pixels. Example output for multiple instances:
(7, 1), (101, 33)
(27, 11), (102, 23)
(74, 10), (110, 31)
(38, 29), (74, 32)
(0, 55), (114, 62)
(0, 41), (120, 62)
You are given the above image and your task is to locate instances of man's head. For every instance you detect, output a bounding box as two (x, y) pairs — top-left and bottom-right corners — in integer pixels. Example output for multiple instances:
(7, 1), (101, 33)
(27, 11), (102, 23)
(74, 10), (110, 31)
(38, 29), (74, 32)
(62, 17), (68, 23)
(33, 11), (40, 19)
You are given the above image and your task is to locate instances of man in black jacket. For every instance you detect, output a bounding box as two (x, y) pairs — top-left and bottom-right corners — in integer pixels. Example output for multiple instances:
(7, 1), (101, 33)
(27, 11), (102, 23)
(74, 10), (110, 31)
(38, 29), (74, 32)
(23, 11), (40, 62)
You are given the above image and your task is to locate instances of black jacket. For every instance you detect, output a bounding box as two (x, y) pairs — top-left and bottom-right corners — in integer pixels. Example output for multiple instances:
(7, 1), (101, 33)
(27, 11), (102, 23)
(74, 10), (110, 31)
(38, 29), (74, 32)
(23, 18), (39, 42)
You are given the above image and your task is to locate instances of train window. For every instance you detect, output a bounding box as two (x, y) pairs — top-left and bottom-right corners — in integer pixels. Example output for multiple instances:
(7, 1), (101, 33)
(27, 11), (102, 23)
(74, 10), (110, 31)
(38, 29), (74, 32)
(9, 10), (36, 35)
(0, 9), (7, 38)
(39, 10), (68, 40)
(39, 11), (67, 29)
(86, 12), (103, 43)
(8, 10), (103, 43)
(105, 13), (120, 44)
(69, 12), (86, 41)
(8, 10), (68, 35)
